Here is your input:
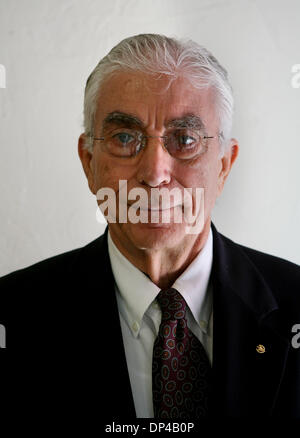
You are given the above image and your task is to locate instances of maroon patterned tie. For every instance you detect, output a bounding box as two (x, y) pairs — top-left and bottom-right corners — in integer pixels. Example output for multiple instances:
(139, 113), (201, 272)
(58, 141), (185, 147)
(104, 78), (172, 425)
(152, 288), (211, 418)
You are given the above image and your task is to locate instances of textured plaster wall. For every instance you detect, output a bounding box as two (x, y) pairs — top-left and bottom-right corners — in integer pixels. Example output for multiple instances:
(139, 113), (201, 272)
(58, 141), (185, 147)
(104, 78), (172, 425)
(0, 0), (299, 275)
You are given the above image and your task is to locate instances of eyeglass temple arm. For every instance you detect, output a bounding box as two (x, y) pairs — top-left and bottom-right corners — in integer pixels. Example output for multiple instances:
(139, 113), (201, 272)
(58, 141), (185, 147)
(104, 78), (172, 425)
(92, 133), (222, 141)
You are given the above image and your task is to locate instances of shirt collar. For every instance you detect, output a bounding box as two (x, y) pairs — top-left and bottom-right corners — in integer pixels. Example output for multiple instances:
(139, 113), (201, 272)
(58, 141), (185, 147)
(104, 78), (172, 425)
(107, 231), (160, 336)
(107, 227), (213, 337)
(172, 228), (213, 333)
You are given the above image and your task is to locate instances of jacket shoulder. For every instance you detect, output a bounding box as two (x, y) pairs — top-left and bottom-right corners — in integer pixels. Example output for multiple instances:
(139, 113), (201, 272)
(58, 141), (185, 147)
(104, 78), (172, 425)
(237, 240), (300, 280)
(221, 233), (300, 305)
(0, 233), (106, 287)
(0, 247), (81, 286)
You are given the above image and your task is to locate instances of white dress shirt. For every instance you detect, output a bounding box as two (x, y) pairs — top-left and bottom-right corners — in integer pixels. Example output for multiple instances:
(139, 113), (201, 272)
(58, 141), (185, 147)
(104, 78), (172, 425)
(107, 228), (213, 418)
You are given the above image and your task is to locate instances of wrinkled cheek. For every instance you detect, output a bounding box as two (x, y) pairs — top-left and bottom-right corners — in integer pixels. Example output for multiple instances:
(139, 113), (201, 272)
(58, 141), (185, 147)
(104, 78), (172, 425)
(94, 160), (118, 192)
(192, 167), (219, 216)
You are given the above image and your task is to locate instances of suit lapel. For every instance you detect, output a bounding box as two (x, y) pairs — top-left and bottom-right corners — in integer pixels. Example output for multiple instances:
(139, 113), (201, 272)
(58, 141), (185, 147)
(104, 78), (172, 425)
(211, 223), (290, 416)
(73, 227), (136, 418)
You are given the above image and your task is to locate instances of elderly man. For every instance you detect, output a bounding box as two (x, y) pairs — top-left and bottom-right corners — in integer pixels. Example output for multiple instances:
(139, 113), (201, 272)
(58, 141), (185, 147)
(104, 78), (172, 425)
(1, 34), (299, 419)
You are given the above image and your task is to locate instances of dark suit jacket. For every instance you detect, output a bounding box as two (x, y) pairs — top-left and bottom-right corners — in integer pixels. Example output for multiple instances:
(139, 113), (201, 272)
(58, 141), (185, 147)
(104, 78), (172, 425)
(0, 223), (299, 419)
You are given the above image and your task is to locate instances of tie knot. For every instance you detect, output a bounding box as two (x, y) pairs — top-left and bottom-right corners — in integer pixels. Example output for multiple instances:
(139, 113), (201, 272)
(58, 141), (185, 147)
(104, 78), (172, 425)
(156, 288), (187, 321)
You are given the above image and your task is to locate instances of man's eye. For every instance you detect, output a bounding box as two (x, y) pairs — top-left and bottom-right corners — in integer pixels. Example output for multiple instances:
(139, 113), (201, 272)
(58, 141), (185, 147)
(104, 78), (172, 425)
(113, 132), (135, 146)
(180, 135), (195, 144)
(178, 135), (196, 146)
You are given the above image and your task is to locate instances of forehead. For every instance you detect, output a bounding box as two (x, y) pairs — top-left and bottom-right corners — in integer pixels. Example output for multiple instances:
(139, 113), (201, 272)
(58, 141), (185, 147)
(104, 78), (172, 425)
(95, 71), (216, 126)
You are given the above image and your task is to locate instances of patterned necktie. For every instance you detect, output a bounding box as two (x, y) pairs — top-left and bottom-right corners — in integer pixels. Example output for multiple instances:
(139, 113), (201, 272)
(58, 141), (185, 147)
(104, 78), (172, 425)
(152, 288), (211, 418)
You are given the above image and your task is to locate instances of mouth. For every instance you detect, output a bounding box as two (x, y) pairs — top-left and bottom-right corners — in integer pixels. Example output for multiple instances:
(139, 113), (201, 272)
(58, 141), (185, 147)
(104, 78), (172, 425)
(127, 204), (182, 211)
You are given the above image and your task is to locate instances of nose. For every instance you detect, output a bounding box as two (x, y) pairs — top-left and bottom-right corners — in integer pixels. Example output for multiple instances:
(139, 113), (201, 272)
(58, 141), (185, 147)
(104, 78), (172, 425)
(136, 137), (172, 187)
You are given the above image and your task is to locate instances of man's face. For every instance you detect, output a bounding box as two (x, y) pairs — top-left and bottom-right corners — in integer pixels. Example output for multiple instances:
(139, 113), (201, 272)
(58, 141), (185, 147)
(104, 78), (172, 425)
(79, 71), (238, 251)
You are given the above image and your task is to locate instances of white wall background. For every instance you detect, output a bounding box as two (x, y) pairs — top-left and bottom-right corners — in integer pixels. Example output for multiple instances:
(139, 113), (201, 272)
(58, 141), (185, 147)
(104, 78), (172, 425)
(0, 0), (299, 276)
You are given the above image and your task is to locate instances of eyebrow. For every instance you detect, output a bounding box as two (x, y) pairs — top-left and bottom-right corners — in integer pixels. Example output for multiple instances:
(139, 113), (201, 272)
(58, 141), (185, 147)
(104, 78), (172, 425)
(102, 112), (144, 130)
(166, 115), (205, 131)
(102, 111), (206, 131)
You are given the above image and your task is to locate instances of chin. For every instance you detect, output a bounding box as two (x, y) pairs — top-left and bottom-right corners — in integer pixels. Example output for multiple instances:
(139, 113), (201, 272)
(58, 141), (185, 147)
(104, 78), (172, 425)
(122, 222), (188, 250)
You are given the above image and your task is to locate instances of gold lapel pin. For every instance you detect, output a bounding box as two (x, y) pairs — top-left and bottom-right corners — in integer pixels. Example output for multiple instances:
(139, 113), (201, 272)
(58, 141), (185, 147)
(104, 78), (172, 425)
(256, 344), (266, 354)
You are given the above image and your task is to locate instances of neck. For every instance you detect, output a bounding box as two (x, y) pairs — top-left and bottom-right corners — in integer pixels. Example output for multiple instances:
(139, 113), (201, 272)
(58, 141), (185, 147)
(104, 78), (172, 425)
(108, 219), (211, 289)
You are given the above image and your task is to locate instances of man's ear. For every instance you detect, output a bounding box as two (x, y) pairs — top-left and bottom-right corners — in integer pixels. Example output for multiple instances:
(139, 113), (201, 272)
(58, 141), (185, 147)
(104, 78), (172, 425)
(78, 133), (96, 194)
(217, 138), (239, 196)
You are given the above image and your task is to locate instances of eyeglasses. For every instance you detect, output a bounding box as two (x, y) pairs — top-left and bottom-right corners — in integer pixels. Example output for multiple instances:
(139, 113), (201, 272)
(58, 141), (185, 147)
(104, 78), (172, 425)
(92, 128), (220, 160)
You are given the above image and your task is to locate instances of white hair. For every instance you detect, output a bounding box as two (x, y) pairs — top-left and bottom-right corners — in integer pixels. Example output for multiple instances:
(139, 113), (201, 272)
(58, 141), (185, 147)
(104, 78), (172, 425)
(83, 33), (234, 155)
